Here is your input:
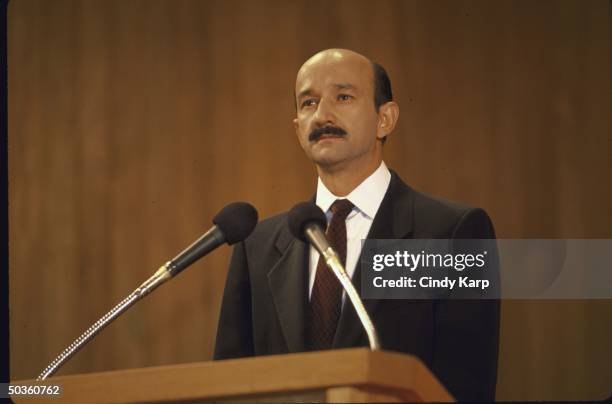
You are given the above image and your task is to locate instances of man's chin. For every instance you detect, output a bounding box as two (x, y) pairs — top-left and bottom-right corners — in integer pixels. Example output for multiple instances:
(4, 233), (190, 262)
(305, 143), (353, 168)
(309, 153), (347, 170)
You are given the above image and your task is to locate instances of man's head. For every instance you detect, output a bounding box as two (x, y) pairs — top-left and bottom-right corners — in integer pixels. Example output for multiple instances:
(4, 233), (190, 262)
(293, 49), (399, 175)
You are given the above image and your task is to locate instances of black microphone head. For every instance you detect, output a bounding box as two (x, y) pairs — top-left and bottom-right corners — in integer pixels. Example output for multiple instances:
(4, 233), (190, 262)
(213, 202), (258, 244)
(287, 202), (327, 242)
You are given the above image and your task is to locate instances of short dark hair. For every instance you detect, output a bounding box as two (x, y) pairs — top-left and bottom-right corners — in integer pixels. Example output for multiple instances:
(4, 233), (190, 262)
(372, 61), (393, 111)
(372, 62), (393, 144)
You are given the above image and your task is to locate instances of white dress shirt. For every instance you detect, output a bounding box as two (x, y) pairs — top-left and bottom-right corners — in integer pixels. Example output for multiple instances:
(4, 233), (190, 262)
(308, 161), (391, 300)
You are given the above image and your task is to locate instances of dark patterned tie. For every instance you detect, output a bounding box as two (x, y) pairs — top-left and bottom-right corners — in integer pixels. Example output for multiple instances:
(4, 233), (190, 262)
(307, 199), (355, 350)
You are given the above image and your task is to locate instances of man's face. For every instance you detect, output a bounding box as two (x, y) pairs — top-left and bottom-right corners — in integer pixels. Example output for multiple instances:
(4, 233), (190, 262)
(293, 50), (383, 171)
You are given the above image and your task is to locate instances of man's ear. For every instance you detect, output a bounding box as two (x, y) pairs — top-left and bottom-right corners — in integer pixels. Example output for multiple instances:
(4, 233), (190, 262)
(376, 101), (400, 140)
(293, 117), (299, 136)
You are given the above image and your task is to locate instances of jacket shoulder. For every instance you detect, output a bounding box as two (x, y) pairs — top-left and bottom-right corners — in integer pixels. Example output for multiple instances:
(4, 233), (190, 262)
(409, 186), (493, 238)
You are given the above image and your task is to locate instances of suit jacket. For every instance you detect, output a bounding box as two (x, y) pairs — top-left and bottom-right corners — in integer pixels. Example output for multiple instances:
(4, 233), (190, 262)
(214, 171), (500, 402)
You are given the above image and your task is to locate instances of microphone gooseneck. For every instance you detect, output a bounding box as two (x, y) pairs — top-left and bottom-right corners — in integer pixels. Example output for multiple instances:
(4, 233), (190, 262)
(288, 202), (381, 351)
(37, 202), (258, 380)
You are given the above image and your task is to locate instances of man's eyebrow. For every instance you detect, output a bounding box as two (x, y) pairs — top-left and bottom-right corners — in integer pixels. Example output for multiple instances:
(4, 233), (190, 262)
(296, 89), (313, 99)
(333, 83), (356, 90)
(297, 83), (356, 99)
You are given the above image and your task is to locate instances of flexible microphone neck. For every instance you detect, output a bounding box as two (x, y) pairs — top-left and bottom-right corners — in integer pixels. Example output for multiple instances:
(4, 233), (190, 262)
(37, 202), (258, 380)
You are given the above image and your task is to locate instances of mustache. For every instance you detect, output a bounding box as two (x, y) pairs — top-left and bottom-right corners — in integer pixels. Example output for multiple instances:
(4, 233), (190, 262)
(308, 126), (347, 141)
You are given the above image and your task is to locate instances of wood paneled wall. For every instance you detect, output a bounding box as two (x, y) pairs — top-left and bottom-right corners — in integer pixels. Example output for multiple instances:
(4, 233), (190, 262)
(8, 0), (611, 400)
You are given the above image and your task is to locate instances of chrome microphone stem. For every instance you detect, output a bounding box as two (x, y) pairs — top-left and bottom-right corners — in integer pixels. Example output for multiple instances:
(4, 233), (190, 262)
(136, 263), (173, 296)
(36, 262), (173, 380)
(320, 246), (381, 351)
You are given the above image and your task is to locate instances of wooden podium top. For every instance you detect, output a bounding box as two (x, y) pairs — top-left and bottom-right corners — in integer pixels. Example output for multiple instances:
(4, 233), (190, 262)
(12, 348), (453, 403)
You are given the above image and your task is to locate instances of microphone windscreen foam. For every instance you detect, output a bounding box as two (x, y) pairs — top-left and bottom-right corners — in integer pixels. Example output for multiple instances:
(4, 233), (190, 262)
(287, 202), (327, 242)
(213, 202), (259, 244)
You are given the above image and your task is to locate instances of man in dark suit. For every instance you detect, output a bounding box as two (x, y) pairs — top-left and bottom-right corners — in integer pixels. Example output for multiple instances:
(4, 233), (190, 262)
(214, 49), (499, 402)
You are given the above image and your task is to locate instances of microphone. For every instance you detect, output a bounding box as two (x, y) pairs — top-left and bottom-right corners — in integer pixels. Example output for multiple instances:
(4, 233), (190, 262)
(288, 202), (380, 350)
(168, 202), (259, 276)
(37, 202), (258, 380)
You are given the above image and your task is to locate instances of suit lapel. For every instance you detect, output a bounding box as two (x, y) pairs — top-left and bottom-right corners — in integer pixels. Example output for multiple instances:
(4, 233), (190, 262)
(267, 224), (308, 353)
(333, 171), (415, 348)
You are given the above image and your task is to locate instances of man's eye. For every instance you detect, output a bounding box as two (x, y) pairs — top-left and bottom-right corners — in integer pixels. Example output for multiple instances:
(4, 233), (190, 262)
(338, 94), (353, 101)
(302, 99), (316, 108)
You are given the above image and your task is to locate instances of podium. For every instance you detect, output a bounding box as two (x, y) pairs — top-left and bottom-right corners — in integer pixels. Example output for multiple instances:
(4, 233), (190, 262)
(12, 348), (454, 403)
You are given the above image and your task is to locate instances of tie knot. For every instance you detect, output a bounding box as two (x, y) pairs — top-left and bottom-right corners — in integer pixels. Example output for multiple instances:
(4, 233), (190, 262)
(330, 199), (354, 220)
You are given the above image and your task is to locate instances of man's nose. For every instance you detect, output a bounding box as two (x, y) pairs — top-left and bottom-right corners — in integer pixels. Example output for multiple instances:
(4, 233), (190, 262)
(313, 97), (336, 126)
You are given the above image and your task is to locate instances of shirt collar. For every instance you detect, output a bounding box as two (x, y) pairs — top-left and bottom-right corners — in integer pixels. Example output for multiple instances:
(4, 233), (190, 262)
(315, 161), (391, 219)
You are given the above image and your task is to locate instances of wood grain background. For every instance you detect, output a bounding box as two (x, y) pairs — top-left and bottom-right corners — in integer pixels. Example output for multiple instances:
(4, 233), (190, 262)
(8, 0), (611, 400)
